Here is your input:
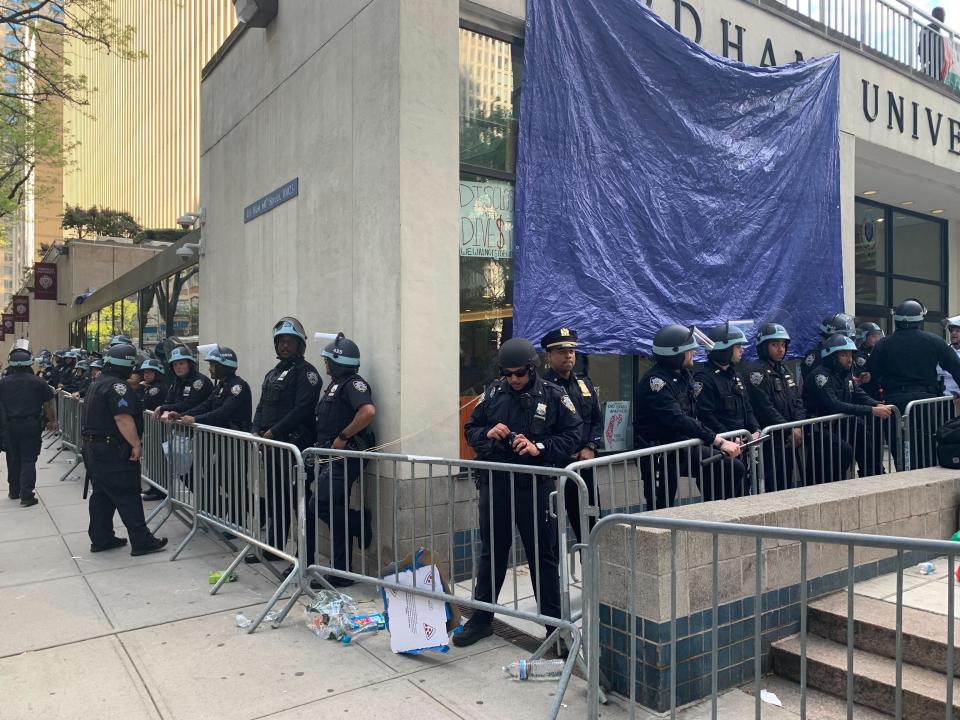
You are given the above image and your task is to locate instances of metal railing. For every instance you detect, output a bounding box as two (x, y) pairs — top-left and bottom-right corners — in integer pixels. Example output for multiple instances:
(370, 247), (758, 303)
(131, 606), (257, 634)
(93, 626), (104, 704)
(758, 408), (902, 491)
(566, 430), (756, 516)
(52, 391), (84, 482)
(903, 395), (958, 471)
(585, 513), (959, 719)
(775, 0), (960, 86)
(297, 447), (590, 717)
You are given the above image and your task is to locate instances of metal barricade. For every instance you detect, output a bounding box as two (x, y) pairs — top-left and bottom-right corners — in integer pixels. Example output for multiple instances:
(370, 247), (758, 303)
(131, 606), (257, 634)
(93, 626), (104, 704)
(565, 430), (756, 517)
(190, 423), (305, 633)
(585, 514), (959, 719)
(903, 395), (957, 471)
(759, 409), (903, 493)
(297, 447), (587, 716)
(45, 391), (68, 457)
(141, 411), (198, 535)
(53, 391), (85, 482)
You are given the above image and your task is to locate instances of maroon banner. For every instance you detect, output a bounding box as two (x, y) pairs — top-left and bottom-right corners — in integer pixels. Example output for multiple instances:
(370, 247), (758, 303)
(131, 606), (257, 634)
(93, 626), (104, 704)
(34, 262), (57, 300)
(11, 295), (28, 322)
(2, 314), (14, 335)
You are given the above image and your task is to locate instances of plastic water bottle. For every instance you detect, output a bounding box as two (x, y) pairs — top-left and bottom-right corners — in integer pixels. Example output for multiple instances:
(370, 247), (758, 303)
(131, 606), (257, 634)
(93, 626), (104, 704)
(917, 562), (935, 575)
(502, 659), (565, 681)
(235, 612), (252, 628)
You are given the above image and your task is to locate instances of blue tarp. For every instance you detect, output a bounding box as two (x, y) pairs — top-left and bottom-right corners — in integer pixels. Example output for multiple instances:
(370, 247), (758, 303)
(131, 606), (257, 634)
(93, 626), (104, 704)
(514, 0), (842, 356)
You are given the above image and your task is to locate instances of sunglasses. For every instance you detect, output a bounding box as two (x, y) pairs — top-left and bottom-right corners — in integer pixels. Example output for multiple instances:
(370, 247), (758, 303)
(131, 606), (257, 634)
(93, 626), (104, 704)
(501, 367), (530, 379)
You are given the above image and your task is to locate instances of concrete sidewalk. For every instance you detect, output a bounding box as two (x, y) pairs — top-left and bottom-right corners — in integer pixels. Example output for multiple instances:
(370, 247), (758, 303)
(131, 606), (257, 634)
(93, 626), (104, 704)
(0, 445), (848, 719)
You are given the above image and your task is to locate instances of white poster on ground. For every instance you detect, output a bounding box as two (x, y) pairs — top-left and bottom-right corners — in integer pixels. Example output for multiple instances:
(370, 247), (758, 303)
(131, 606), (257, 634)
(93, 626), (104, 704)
(383, 564), (450, 654)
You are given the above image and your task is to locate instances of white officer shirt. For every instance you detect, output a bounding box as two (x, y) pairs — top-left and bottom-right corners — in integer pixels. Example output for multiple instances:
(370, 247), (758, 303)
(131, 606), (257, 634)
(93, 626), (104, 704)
(938, 344), (960, 396)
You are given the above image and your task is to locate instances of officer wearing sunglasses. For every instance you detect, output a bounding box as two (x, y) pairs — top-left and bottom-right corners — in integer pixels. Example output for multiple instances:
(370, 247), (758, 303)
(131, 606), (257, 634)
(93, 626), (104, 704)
(457, 337), (582, 649)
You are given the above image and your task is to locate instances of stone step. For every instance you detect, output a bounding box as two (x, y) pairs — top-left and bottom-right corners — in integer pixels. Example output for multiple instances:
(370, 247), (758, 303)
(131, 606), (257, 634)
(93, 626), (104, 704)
(808, 593), (960, 677)
(771, 634), (960, 720)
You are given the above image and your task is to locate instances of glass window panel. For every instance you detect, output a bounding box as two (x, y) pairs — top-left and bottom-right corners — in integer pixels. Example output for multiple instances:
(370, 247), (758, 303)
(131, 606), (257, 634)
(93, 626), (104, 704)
(891, 278), (943, 313)
(121, 293), (140, 344)
(892, 212), (943, 282)
(459, 29), (521, 173)
(855, 272), (885, 305)
(855, 201), (885, 273)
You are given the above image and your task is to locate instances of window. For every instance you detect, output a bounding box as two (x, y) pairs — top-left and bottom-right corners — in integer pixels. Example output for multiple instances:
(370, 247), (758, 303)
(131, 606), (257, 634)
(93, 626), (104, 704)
(854, 199), (947, 333)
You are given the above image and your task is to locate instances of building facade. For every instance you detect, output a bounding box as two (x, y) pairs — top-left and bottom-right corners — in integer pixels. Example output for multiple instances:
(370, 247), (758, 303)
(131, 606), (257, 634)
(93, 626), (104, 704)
(196, 0), (960, 459)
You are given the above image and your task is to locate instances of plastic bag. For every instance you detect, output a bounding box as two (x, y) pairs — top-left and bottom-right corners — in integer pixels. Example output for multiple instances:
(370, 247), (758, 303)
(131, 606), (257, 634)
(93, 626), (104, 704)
(162, 435), (193, 476)
(304, 590), (357, 640)
(340, 612), (386, 645)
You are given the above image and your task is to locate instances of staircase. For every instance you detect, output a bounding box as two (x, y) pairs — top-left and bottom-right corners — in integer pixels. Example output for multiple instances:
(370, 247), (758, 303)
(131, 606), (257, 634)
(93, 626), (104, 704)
(771, 593), (960, 719)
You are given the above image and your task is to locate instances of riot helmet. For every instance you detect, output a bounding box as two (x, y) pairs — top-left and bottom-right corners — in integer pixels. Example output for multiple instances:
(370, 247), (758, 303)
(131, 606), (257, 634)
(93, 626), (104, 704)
(651, 324), (697, 370)
(755, 323), (791, 361)
(321, 333), (360, 377)
(104, 343), (137, 377)
(497, 337), (538, 370)
(109, 334), (132, 347)
(893, 298), (926, 328)
(820, 333), (857, 371)
(273, 316), (307, 356)
(167, 346), (196, 366)
(204, 345), (239, 371)
(7, 348), (32, 369)
(819, 313), (856, 338)
(855, 322), (884, 347)
(706, 323), (747, 366)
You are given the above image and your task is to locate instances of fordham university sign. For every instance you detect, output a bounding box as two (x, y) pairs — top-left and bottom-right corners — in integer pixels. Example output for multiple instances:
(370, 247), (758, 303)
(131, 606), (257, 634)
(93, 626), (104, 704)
(861, 80), (960, 155)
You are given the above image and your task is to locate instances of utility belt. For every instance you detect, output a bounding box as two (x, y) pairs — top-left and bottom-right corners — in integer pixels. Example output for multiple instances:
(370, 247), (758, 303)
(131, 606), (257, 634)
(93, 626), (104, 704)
(82, 433), (127, 446)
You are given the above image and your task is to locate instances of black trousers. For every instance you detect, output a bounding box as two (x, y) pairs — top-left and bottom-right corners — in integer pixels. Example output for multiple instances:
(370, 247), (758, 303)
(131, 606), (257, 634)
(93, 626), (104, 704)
(803, 426), (854, 484)
(761, 437), (797, 493)
(565, 466), (599, 545)
(305, 457), (366, 571)
(5, 422), (42, 499)
(86, 440), (154, 548)
(888, 392), (937, 470)
(643, 445), (746, 509)
(263, 450), (298, 552)
(470, 472), (561, 627)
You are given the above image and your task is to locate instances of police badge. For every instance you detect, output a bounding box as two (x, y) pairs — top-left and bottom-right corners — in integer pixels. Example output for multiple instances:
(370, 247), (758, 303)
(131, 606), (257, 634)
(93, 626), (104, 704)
(814, 374), (828, 388)
(749, 372), (763, 386)
(560, 396), (576, 414)
(192, 379), (203, 390)
(231, 384), (242, 396)
(649, 377), (666, 392)
(352, 380), (368, 393)
(306, 372), (319, 386)
(692, 381), (703, 398)
(113, 383), (127, 396)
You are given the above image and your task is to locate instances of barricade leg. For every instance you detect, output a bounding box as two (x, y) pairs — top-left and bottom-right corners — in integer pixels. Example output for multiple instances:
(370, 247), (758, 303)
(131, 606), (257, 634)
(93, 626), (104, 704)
(57, 450), (83, 482)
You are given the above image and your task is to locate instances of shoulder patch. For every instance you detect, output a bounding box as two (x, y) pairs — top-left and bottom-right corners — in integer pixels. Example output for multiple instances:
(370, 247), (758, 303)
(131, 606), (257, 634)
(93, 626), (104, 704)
(148, 387), (159, 396)
(352, 380), (368, 393)
(192, 379), (203, 390)
(855, 356), (866, 366)
(649, 377), (666, 393)
(749, 371), (763, 386)
(112, 382), (127, 396)
(814, 373), (829, 388)
(804, 354), (815, 366)
(230, 383), (242, 396)
(560, 394), (577, 414)
(306, 371), (319, 386)
(692, 381), (703, 397)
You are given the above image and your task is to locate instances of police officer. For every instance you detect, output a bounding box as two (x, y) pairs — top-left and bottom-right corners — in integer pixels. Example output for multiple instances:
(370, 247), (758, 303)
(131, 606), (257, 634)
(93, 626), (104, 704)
(540, 327), (602, 545)
(137, 359), (167, 411)
(54, 349), (78, 389)
(457, 338), (582, 648)
(804, 334), (892, 479)
(0, 348), (57, 505)
(867, 299), (960, 469)
(156, 346), (213, 418)
(88, 359), (103, 382)
(48, 350), (67, 387)
(250, 317), (322, 563)
(800, 313), (856, 383)
(745, 323), (807, 491)
(62, 356), (89, 396)
(82, 343), (167, 555)
(854, 322), (884, 399)
(634, 325), (745, 508)
(938, 315), (960, 397)
(694, 324), (760, 438)
(304, 333), (376, 588)
(175, 346), (252, 526)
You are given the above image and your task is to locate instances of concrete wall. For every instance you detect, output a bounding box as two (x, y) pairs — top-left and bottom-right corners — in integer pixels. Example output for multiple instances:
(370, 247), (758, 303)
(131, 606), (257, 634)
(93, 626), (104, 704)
(200, 0), (459, 456)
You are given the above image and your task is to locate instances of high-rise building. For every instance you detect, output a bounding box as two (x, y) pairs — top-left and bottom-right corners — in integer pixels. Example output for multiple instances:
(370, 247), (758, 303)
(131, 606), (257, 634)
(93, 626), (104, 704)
(62, 2), (237, 229)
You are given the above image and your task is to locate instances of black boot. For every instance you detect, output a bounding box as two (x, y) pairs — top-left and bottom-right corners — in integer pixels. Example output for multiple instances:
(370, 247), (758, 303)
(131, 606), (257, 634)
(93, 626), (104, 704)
(452, 621), (493, 647)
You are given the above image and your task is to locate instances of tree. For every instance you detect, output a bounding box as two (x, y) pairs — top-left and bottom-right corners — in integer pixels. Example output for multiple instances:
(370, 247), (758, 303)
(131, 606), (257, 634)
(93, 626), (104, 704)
(0, 2), (141, 221)
(62, 203), (142, 238)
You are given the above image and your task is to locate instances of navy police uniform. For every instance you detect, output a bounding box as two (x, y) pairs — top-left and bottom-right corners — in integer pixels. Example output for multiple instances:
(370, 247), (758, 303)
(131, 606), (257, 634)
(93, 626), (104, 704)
(634, 365), (746, 507)
(139, 380), (167, 412)
(803, 364), (879, 480)
(541, 327), (602, 545)
(0, 366), (54, 502)
(464, 372), (582, 629)
(745, 360), (805, 491)
(252, 354), (322, 553)
(82, 371), (161, 552)
(157, 369), (213, 415)
(305, 373), (376, 573)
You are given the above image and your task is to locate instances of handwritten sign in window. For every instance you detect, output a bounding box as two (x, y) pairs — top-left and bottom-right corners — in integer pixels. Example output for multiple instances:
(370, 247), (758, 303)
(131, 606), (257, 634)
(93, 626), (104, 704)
(459, 179), (513, 259)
